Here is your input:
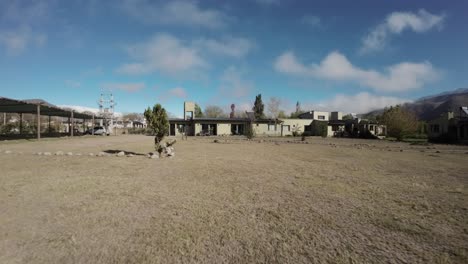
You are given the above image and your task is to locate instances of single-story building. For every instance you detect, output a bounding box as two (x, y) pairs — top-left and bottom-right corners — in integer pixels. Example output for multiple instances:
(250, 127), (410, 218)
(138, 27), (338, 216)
(428, 107), (468, 143)
(168, 101), (386, 138)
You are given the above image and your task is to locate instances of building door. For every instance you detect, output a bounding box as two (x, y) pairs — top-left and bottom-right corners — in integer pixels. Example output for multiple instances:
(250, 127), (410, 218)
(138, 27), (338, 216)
(170, 123), (176, 136)
(231, 124), (244, 135)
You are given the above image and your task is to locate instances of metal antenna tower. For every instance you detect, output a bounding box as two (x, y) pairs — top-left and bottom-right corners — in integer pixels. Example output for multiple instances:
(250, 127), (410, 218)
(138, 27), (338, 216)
(98, 92), (116, 129)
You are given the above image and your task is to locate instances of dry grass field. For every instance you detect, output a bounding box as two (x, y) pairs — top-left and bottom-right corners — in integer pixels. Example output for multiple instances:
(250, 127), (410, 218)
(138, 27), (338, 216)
(1, 135), (467, 263)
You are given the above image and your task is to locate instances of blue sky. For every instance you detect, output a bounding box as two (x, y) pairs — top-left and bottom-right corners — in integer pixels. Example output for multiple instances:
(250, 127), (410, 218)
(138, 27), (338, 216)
(1, 0), (467, 117)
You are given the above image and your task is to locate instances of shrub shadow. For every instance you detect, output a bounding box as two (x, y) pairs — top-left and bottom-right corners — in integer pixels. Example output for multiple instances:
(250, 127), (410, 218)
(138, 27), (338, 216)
(103, 149), (147, 156)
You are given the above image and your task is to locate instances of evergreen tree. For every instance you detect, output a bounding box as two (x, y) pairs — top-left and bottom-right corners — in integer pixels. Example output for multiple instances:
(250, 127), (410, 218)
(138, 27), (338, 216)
(144, 104), (169, 154)
(252, 94), (265, 119)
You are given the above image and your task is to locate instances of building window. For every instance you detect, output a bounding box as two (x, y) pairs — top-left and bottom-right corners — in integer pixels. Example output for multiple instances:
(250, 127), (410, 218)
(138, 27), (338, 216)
(431, 124), (440, 133)
(268, 124), (276, 131)
(318, 115), (325, 120)
(369, 125), (374, 131)
(283, 125), (290, 132)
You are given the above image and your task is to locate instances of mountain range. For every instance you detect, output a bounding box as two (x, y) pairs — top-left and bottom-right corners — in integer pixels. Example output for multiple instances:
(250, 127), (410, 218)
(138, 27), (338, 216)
(364, 88), (468, 121)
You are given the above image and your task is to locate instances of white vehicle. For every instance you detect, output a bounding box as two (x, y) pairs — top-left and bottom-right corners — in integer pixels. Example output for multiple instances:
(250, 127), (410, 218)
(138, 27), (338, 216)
(85, 126), (110, 136)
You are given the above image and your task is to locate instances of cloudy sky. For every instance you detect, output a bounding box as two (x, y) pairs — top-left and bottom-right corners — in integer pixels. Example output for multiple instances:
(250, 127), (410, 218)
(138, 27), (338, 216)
(1, 0), (467, 116)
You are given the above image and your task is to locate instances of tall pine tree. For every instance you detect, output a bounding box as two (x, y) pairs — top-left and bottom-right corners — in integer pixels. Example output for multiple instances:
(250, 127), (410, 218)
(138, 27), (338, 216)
(252, 94), (265, 119)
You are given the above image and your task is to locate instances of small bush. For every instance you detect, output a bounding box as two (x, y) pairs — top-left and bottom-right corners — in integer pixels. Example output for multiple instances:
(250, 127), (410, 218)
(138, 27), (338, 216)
(245, 124), (256, 139)
(0, 123), (18, 134)
(359, 130), (378, 139)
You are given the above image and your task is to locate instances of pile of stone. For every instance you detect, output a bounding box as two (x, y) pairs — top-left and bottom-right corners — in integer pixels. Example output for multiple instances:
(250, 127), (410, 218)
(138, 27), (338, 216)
(148, 139), (177, 159)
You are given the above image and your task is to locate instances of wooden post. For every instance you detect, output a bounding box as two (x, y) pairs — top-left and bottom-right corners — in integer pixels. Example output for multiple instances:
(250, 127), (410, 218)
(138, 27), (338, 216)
(92, 114), (95, 135)
(71, 111), (74, 137)
(37, 104), (41, 140)
(20, 113), (23, 134)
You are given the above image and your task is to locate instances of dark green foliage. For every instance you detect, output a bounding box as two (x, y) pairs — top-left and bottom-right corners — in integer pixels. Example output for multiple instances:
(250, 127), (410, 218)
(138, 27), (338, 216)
(278, 110), (287, 119)
(0, 123), (17, 134)
(290, 112), (300, 118)
(144, 104), (169, 153)
(290, 101), (302, 118)
(311, 121), (328, 137)
(342, 114), (354, 120)
(252, 94), (265, 119)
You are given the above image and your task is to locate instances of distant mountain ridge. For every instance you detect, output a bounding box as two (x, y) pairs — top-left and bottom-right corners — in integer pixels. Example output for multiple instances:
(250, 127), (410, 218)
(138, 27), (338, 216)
(363, 88), (468, 121)
(22, 99), (58, 108)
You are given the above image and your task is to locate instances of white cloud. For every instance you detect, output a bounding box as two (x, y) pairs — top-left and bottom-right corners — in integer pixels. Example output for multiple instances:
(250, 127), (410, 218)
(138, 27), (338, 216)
(0, 1), (50, 55)
(120, 0), (228, 29)
(274, 50), (440, 92)
(58, 105), (100, 114)
(316, 92), (411, 114)
(168, 87), (187, 98)
(116, 33), (206, 75)
(65, 80), (81, 88)
(81, 66), (104, 77)
(193, 36), (254, 58)
(159, 87), (188, 102)
(0, 26), (46, 56)
(102, 82), (146, 92)
(254, 0), (280, 5)
(361, 9), (445, 53)
(236, 102), (253, 112)
(301, 15), (321, 28)
(0, 0), (50, 24)
(219, 66), (254, 98)
(58, 105), (123, 117)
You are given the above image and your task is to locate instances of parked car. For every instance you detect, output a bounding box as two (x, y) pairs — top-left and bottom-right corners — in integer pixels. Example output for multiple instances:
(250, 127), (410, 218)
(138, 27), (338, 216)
(85, 126), (110, 136)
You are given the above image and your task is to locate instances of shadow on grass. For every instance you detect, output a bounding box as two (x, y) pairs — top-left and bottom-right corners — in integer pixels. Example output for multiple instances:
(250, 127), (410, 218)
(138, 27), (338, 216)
(103, 149), (147, 156)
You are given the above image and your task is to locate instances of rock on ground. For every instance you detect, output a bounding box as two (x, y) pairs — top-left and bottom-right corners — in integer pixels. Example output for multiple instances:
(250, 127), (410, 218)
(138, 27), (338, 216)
(117, 151), (125, 157)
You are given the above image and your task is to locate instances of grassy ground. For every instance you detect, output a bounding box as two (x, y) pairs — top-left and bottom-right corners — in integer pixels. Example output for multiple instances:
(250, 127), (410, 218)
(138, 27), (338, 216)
(1, 135), (467, 263)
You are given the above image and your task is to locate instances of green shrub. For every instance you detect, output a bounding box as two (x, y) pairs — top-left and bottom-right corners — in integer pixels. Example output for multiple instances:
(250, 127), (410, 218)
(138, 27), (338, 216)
(403, 134), (428, 140)
(245, 124), (256, 139)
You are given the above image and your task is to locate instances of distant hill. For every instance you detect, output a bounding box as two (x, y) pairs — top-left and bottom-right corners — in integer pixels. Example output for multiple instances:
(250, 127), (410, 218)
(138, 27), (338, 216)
(363, 88), (468, 121)
(22, 99), (58, 108)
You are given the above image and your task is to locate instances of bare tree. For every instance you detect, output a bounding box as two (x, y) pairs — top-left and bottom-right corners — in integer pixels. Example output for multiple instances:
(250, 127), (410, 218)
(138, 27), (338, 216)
(267, 97), (281, 118)
(204, 105), (225, 118)
(122, 112), (142, 121)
